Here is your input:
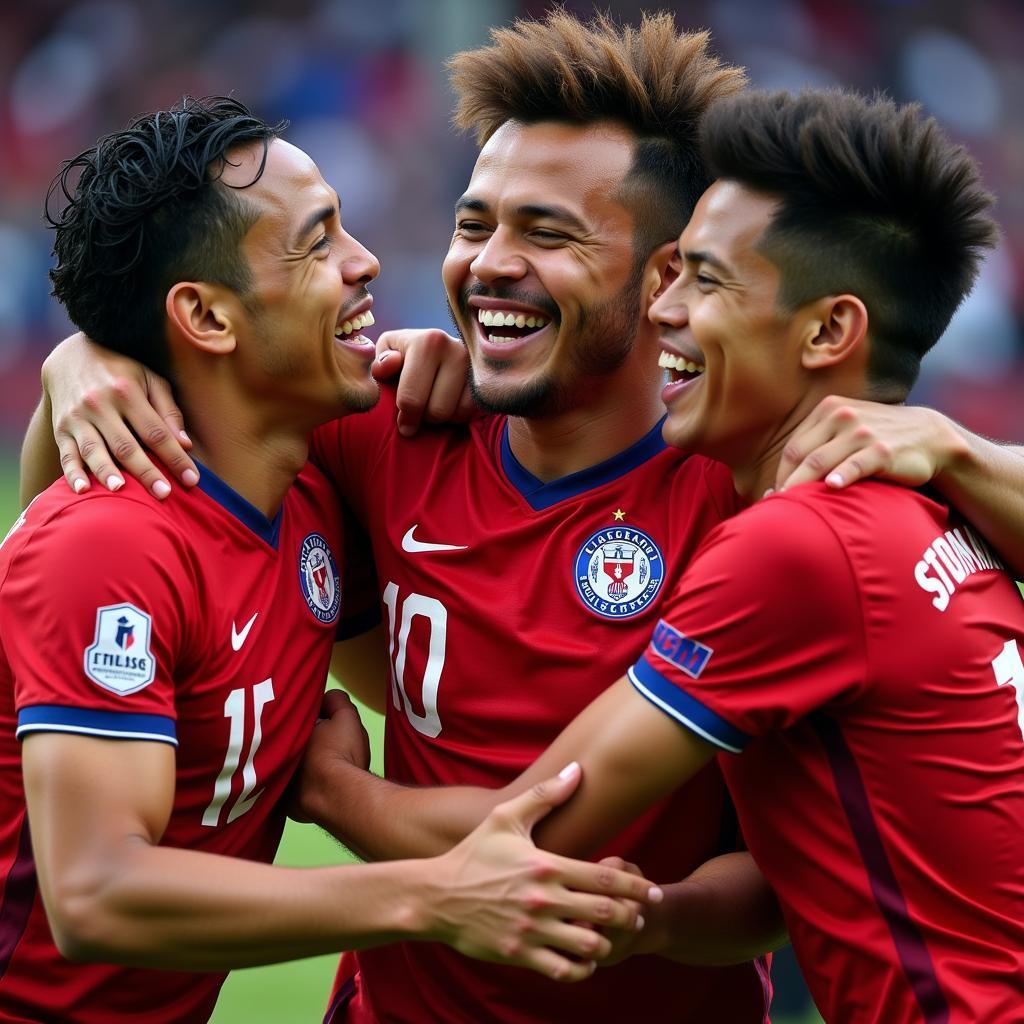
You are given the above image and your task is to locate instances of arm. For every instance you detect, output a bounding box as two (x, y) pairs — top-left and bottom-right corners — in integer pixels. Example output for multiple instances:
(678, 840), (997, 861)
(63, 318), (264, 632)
(295, 676), (712, 862)
(329, 626), (389, 715)
(24, 733), (657, 981)
(776, 397), (1024, 573)
(19, 395), (62, 507)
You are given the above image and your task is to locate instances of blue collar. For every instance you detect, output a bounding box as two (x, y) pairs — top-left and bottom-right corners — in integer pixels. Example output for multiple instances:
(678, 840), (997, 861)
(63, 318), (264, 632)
(195, 462), (283, 548)
(500, 416), (668, 511)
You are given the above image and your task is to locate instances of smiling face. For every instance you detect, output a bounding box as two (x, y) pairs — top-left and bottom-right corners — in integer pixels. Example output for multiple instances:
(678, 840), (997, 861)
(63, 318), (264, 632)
(224, 139), (381, 418)
(650, 180), (815, 466)
(441, 120), (649, 418)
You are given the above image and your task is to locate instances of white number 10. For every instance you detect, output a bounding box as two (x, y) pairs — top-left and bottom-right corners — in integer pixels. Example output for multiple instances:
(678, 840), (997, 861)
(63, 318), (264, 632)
(992, 639), (1024, 743)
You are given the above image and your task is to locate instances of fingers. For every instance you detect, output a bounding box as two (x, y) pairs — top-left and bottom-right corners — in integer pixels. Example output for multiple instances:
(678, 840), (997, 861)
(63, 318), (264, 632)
(543, 852), (662, 908)
(776, 435), (882, 491)
(56, 418), (123, 495)
(515, 945), (597, 983)
(491, 763), (582, 836)
(393, 331), (464, 437)
(320, 689), (355, 718)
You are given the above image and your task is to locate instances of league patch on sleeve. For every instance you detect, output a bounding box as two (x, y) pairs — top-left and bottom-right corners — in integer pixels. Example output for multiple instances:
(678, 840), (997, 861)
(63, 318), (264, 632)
(649, 619), (713, 678)
(83, 603), (156, 695)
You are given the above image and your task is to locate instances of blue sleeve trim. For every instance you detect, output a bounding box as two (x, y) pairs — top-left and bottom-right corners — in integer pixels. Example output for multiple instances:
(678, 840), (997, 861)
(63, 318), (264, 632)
(628, 657), (749, 754)
(336, 605), (382, 641)
(16, 705), (177, 747)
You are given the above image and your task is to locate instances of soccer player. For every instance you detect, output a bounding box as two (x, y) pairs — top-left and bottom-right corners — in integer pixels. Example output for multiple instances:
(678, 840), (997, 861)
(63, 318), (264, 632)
(0, 96), (661, 1024)
(23, 13), (1024, 1024)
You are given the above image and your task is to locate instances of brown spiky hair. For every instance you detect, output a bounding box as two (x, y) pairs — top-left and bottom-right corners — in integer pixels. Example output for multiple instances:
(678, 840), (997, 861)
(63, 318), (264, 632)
(448, 10), (747, 261)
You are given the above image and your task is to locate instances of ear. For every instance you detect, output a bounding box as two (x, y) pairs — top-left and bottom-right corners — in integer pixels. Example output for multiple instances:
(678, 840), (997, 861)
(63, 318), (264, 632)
(165, 282), (238, 356)
(799, 294), (868, 372)
(641, 241), (681, 311)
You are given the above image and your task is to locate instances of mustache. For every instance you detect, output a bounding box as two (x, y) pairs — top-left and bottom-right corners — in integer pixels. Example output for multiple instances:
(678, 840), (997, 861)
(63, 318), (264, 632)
(458, 283), (559, 323)
(339, 288), (371, 318)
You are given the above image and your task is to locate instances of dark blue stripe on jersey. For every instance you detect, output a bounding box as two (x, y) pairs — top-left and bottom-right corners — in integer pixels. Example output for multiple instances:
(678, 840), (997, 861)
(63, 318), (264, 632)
(336, 605), (382, 641)
(322, 973), (358, 1024)
(0, 816), (36, 980)
(196, 461), (283, 548)
(629, 656), (749, 752)
(17, 705), (177, 745)
(500, 416), (668, 511)
(813, 714), (950, 1024)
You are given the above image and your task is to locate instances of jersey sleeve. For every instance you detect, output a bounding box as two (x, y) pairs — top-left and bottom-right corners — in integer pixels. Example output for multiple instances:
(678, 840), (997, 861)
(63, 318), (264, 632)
(0, 498), (192, 746)
(628, 494), (868, 753)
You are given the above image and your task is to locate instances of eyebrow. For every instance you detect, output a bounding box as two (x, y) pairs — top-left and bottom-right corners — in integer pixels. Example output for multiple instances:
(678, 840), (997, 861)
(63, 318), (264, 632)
(294, 190), (341, 247)
(454, 196), (588, 234)
(684, 249), (733, 276)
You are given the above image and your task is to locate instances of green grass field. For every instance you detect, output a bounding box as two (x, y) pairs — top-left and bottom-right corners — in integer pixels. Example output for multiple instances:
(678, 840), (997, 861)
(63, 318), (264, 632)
(0, 455), (823, 1024)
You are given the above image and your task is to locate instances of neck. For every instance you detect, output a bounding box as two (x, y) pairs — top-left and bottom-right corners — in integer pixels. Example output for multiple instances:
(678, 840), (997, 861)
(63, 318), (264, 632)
(505, 346), (665, 482)
(177, 389), (314, 519)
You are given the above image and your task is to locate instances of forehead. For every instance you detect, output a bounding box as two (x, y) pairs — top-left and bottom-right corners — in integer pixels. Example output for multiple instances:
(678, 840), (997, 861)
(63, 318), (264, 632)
(682, 180), (779, 273)
(467, 120), (637, 223)
(224, 138), (334, 234)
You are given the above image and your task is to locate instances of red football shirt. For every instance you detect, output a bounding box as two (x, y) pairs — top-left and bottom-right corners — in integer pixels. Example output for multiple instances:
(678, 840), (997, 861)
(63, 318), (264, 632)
(312, 389), (772, 1024)
(0, 464), (372, 1024)
(630, 482), (1024, 1024)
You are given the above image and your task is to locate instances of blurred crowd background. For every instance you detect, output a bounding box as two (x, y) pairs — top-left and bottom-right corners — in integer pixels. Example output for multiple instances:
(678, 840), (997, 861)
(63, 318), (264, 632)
(1, 0), (1023, 452)
(2, 2), (1020, 1019)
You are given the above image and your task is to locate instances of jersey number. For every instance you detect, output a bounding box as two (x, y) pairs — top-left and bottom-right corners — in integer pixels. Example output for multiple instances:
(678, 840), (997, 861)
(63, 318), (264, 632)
(992, 640), (1024, 743)
(383, 583), (446, 738)
(202, 678), (275, 827)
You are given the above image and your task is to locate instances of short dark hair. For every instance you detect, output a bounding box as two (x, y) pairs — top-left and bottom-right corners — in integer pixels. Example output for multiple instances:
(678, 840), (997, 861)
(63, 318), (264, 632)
(447, 11), (746, 263)
(46, 96), (288, 380)
(700, 89), (998, 393)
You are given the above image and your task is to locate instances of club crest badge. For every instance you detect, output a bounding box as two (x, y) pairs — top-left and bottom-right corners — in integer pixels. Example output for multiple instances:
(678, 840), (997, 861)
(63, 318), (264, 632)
(574, 526), (665, 620)
(299, 533), (341, 623)
(84, 603), (156, 694)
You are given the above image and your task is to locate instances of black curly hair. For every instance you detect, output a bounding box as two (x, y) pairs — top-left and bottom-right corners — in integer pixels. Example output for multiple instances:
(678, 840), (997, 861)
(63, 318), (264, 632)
(47, 96), (288, 380)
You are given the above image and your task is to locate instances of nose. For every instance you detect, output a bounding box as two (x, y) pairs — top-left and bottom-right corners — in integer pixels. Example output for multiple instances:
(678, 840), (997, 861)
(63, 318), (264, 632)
(340, 231), (380, 286)
(648, 280), (688, 329)
(469, 227), (528, 285)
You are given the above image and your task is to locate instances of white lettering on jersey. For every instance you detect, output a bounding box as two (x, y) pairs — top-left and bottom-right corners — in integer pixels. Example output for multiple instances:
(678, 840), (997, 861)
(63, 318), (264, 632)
(914, 525), (1004, 612)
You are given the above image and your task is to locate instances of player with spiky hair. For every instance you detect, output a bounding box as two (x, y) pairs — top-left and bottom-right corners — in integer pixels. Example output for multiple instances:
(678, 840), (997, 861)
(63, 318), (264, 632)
(0, 96), (661, 1024)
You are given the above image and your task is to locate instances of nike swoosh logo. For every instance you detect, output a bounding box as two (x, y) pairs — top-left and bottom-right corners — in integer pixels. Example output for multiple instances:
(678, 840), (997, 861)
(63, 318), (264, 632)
(231, 612), (259, 651)
(401, 525), (468, 554)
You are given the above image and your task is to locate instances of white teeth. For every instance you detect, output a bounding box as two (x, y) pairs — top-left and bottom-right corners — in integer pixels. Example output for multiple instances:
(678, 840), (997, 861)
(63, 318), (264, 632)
(658, 351), (705, 374)
(477, 309), (549, 330)
(335, 311), (375, 337)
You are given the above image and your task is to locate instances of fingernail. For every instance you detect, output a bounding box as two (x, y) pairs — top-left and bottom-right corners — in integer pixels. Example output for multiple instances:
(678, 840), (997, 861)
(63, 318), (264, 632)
(376, 350), (394, 364)
(106, 475), (124, 491)
(648, 886), (664, 903)
(152, 480), (171, 499)
(558, 761), (579, 780)
(397, 424), (414, 437)
(826, 472), (844, 488)
(182, 469), (199, 486)
(635, 915), (645, 931)
(762, 488), (775, 499)
(179, 430), (190, 444)
(73, 478), (88, 494)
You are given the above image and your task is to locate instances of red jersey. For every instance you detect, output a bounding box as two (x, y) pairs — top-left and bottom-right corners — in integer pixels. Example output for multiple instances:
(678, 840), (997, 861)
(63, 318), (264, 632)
(312, 388), (772, 1024)
(630, 482), (1024, 1024)
(0, 464), (372, 1024)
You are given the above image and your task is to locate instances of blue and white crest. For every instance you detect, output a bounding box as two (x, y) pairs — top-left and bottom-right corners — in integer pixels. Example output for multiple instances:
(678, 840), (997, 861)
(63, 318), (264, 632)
(574, 526), (665, 620)
(84, 603), (156, 694)
(299, 533), (341, 623)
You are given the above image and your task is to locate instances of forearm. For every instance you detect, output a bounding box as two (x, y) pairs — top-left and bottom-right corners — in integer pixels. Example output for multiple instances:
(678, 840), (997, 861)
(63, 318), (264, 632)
(638, 853), (787, 966)
(300, 756), (503, 860)
(19, 395), (62, 507)
(931, 418), (1024, 575)
(46, 840), (429, 970)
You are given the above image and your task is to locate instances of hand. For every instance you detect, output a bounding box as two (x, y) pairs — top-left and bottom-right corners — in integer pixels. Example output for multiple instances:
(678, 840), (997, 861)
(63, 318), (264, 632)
(289, 690), (370, 823)
(371, 329), (476, 437)
(426, 763), (662, 982)
(41, 332), (199, 499)
(775, 396), (966, 493)
(591, 857), (659, 967)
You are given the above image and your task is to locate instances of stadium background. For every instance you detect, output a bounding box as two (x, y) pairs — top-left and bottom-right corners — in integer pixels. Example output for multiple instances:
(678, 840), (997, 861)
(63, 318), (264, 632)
(1, 0), (1021, 1020)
